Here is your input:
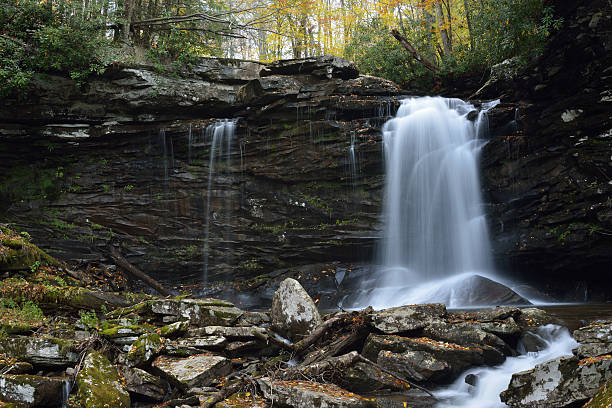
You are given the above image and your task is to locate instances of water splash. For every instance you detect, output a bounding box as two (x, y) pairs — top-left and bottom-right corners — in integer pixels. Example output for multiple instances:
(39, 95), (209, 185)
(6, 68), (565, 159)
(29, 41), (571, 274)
(202, 119), (236, 284)
(367, 96), (505, 308)
(435, 325), (578, 408)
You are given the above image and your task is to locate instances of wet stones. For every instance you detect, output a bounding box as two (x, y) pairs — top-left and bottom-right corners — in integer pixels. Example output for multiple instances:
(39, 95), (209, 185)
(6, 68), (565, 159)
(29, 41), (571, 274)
(573, 322), (612, 358)
(377, 350), (450, 383)
(259, 378), (375, 408)
(366, 303), (447, 334)
(500, 354), (612, 407)
(151, 354), (231, 391)
(270, 278), (323, 341)
(0, 336), (78, 369)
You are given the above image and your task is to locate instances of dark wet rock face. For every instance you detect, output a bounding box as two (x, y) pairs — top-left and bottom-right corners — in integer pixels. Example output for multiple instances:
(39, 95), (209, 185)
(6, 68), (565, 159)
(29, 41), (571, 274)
(479, 0), (612, 300)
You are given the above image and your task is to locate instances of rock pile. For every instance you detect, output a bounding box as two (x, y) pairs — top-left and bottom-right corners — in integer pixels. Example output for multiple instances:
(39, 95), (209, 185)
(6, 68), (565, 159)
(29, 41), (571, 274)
(2, 274), (611, 408)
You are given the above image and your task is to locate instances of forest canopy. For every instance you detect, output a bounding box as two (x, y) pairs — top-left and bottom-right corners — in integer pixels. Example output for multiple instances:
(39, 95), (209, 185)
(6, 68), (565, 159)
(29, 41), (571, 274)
(0, 0), (562, 96)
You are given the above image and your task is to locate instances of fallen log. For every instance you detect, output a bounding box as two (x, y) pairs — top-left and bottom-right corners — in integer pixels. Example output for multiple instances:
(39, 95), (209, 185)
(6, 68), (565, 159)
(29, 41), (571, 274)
(200, 377), (247, 408)
(281, 351), (361, 380)
(109, 245), (173, 297)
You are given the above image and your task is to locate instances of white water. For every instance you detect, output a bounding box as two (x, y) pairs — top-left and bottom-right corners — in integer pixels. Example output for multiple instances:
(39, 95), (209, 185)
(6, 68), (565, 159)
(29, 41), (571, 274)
(435, 325), (578, 407)
(202, 119), (236, 284)
(367, 96), (509, 308)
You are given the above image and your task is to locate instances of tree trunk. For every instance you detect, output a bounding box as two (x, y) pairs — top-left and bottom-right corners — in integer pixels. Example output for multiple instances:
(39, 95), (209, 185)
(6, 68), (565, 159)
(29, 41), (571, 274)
(435, 1), (451, 55)
(464, 0), (474, 50)
(391, 29), (439, 74)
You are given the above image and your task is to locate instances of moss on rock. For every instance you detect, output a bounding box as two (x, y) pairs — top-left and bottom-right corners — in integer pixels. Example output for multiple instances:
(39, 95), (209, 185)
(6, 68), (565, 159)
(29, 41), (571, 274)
(76, 351), (130, 408)
(126, 333), (164, 367)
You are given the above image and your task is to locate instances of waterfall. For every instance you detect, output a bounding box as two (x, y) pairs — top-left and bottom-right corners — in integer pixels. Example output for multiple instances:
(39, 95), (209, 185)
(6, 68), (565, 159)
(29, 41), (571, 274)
(347, 131), (360, 189)
(202, 119), (236, 285)
(367, 96), (504, 308)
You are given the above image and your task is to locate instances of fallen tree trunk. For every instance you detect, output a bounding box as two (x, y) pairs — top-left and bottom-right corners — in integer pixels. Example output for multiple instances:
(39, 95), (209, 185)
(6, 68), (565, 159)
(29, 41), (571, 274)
(109, 246), (173, 297)
(281, 351), (361, 380)
(391, 29), (439, 74)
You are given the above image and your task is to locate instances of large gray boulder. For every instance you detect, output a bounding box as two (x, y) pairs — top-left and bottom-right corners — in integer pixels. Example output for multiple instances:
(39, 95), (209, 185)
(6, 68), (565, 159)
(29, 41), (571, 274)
(0, 374), (66, 407)
(367, 303), (447, 334)
(258, 378), (375, 408)
(151, 354), (231, 391)
(500, 354), (612, 407)
(270, 278), (323, 341)
(362, 334), (504, 378)
(377, 350), (450, 383)
(574, 322), (612, 358)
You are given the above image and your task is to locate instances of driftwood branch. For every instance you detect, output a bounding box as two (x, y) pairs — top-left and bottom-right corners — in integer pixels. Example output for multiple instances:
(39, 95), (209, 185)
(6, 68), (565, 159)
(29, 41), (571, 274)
(200, 377), (247, 408)
(390, 29), (439, 74)
(109, 246), (173, 297)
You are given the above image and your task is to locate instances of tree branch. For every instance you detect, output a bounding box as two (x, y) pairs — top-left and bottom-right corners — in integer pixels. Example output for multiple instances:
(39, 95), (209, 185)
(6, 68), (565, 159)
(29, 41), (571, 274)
(390, 28), (439, 74)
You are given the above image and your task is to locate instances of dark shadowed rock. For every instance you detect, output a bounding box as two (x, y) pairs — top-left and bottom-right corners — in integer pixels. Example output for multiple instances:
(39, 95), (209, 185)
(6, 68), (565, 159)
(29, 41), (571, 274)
(120, 366), (168, 401)
(261, 56), (359, 80)
(377, 350), (450, 383)
(341, 362), (410, 393)
(422, 322), (513, 355)
(362, 334), (504, 379)
(270, 278), (322, 341)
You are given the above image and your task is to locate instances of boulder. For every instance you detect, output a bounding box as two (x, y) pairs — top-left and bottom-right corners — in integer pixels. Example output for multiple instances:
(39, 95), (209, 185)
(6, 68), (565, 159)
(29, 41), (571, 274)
(258, 378), (375, 408)
(362, 334), (504, 378)
(583, 376), (612, 408)
(422, 322), (512, 355)
(0, 375), (66, 407)
(236, 76), (305, 106)
(159, 321), (189, 338)
(151, 354), (231, 391)
(120, 366), (168, 401)
(260, 56), (359, 80)
(515, 308), (565, 329)
(0, 336), (78, 369)
(478, 318), (522, 344)
(377, 350), (450, 383)
(500, 355), (612, 407)
(341, 362), (410, 393)
(573, 322), (612, 358)
(76, 351), (130, 408)
(366, 303), (447, 334)
(270, 278), (323, 341)
(126, 333), (164, 367)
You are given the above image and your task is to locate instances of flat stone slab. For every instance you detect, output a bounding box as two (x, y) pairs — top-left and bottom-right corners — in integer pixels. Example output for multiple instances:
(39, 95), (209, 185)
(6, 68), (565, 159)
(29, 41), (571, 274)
(259, 378), (375, 408)
(367, 303), (447, 334)
(188, 326), (266, 339)
(152, 354), (230, 391)
(177, 336), (227, 349)
(0, 336), (78, 368)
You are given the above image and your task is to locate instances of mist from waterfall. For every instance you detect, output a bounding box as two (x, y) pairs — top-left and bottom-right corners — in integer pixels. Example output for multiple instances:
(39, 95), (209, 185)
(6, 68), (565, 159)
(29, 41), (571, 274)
(367, 96), (503, 308)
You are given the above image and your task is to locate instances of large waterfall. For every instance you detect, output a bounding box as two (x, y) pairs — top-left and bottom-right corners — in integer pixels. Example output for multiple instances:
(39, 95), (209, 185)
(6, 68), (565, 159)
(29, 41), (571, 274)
(367, 97), (506, 308)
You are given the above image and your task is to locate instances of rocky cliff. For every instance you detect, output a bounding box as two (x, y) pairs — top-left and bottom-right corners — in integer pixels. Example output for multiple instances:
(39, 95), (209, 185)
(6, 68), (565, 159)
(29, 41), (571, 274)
(0, 1), (610, 302)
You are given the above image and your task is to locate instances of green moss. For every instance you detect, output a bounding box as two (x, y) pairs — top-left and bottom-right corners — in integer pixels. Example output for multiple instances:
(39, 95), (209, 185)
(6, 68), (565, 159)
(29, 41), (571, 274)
(76, 351), (130, 408)
(159, 321), (188, 338)
(584, 376), (612, 407)
(0, 227), (59, 272)
(126, 333), (164, 366)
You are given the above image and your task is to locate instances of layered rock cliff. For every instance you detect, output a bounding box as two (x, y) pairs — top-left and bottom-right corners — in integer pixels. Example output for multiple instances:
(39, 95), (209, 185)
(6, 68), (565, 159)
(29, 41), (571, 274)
(0, 1), (610, 302)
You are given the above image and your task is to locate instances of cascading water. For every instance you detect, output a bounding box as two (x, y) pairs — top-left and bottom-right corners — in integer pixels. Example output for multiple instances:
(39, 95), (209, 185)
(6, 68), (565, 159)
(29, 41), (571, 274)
(202, 119), (236, 284)
(435, 324), (578, 407)
(366, 96), (510, 308)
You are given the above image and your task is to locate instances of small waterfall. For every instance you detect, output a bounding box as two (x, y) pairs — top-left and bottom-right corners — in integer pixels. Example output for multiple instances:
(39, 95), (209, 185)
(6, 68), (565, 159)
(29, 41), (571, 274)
(367, 96), (504, 308)
(202, 119), (236, 285)
(347, 132), (360, 189)
(435, 325), (578, 407)
(61, 378), (72, 408)
(187, 123), (193, 165)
